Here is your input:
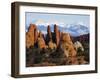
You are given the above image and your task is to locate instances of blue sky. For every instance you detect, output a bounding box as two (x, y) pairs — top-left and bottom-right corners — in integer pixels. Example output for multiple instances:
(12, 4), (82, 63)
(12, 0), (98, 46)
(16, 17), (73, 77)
(25, 12), (90, 27)
(25, 12), (90, 36)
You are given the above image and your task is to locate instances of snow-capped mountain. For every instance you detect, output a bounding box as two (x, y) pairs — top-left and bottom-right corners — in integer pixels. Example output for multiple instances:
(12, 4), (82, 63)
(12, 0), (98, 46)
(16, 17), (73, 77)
(26, 23), (89, 36)
(63, 24), (89, 36)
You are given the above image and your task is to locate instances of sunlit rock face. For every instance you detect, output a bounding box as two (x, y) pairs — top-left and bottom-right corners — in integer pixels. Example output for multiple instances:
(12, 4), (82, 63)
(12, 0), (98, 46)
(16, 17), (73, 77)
(28, 24), (37, 32)
(60, 33), (77, 58)
(37, 31), (47, 49)
(26, 24), (37, 48)
(48, 40), (57, 50)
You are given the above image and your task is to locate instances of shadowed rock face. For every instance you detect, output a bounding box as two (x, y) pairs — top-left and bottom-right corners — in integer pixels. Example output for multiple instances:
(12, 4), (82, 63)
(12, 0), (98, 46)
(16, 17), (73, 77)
(47, 25), (52, 39)
(60, 33), (77, 57)
(54, 24), (60, 47)
(34, 27), (38, 43)
(46, 25), (52, 44)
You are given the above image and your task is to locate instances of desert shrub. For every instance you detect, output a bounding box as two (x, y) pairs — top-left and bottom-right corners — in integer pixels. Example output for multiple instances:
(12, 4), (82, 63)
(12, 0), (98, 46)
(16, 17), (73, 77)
(49, 48), (67, 65)
(77, 47), (84, 56)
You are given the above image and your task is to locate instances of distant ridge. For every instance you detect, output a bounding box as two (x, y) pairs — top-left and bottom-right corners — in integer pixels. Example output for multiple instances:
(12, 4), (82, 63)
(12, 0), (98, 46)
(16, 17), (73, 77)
(26, 23), (89, 37)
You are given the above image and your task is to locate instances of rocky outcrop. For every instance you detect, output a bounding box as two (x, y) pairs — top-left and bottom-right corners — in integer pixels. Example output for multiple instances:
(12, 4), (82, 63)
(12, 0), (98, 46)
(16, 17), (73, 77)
(34, 27), (38, 43)
(37, 31), (47, 49)
(48, 40), (57, 50)
(26, 23), (89, 67)
(60, 33), (77, 57)
(26, 24), (37, 48)
(45, 25), (52, 44)
(54, 24), (60, 47)
(47, 25), (52, 39)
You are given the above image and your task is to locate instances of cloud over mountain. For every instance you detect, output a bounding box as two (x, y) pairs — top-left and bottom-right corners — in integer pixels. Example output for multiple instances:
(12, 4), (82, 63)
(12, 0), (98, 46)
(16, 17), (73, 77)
(64, 24), (89, 36)
(26, 23), (89, 36)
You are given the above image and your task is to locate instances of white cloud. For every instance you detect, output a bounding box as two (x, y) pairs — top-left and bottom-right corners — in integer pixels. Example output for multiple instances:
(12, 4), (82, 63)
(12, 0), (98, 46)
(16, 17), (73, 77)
(35, 19), (48, 26)
(35, 19), (66, 27)
(35, 19), (44, 24)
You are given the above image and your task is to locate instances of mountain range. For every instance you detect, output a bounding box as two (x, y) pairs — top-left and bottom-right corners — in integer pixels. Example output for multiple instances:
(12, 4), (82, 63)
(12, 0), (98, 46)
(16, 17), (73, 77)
(26, 23), (89, 37)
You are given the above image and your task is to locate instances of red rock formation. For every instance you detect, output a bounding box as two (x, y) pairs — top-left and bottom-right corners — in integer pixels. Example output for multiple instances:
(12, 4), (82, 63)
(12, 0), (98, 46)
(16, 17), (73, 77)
(47, 25), (52, 39)
(34, 27), (38, 43)
(26, 24), (38, 48)
(59, 30), (61, 39)
(54, 24), (60, 47)
(48, 39), (57, 49)
(45, 25), (52, 45)
(28, 24), (36, 32)
(37, 31), (47, 49)
(61, 33), (77, 57)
